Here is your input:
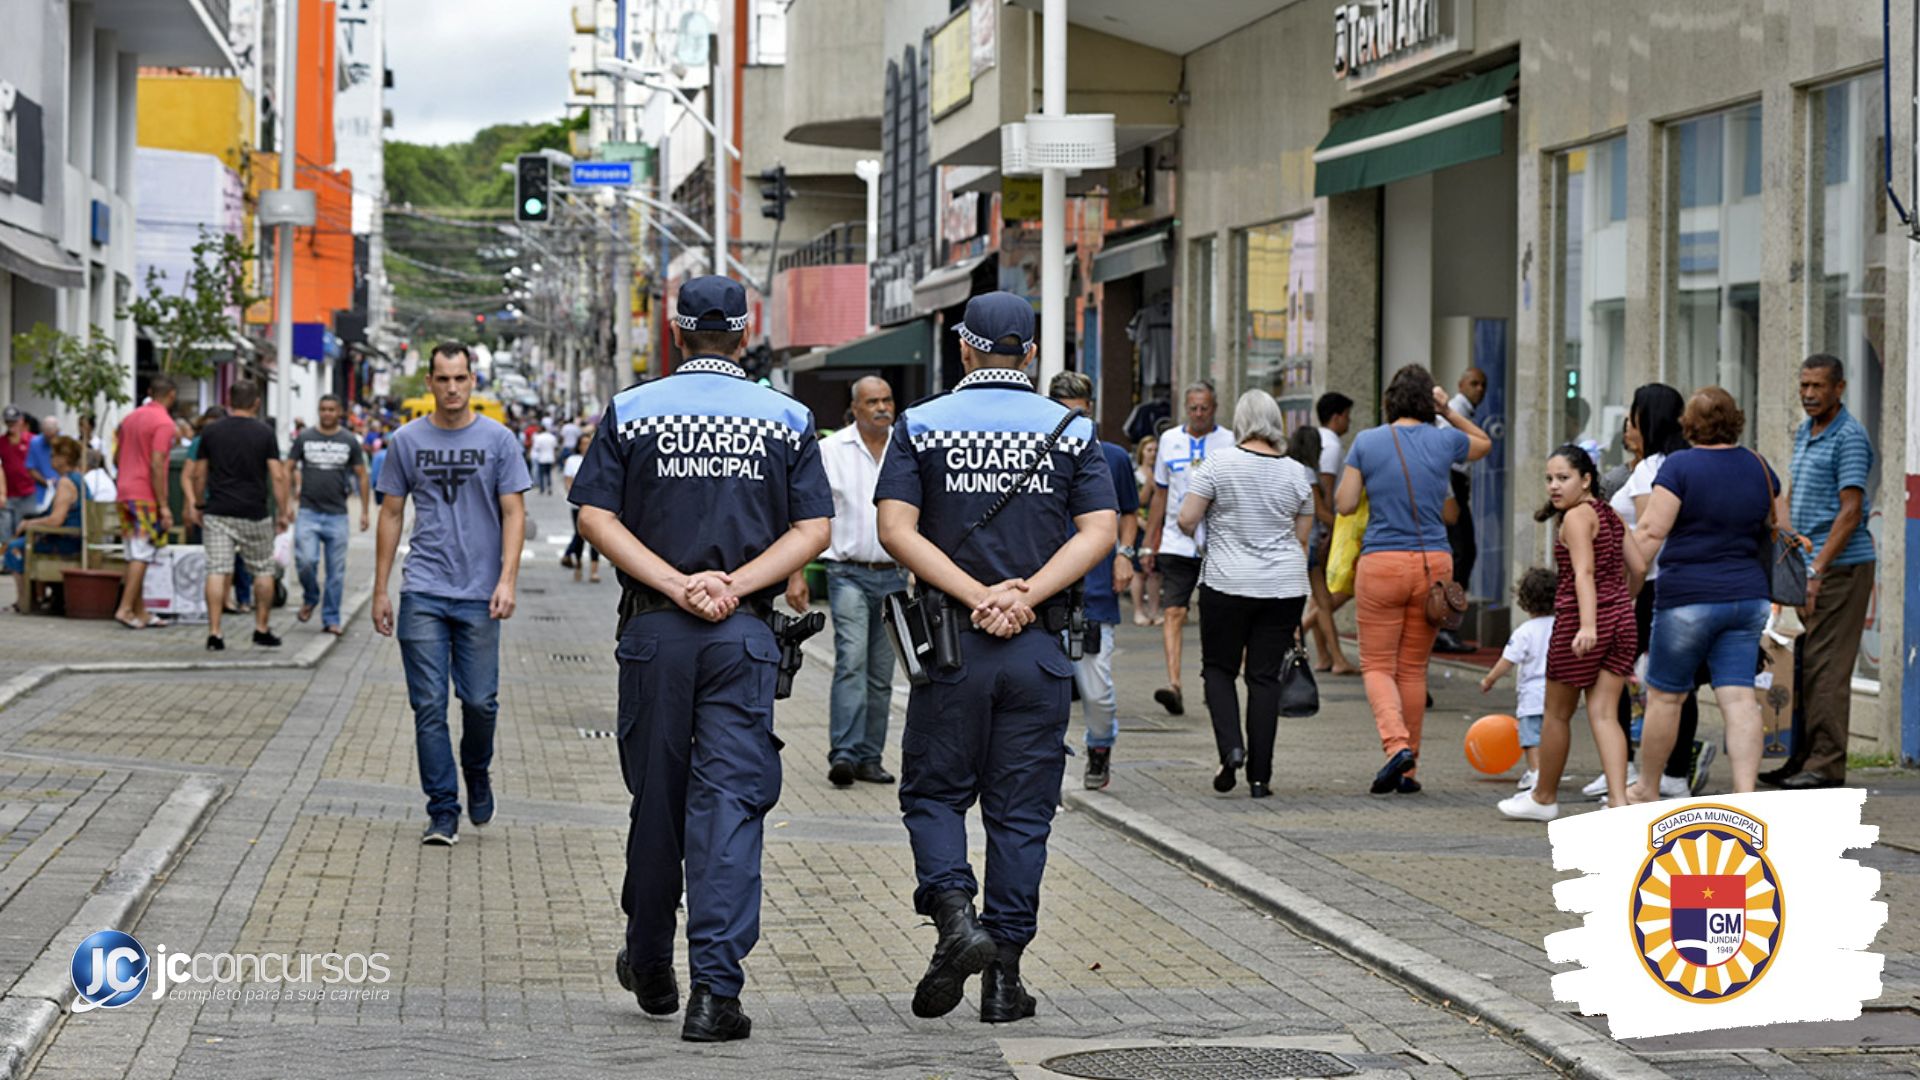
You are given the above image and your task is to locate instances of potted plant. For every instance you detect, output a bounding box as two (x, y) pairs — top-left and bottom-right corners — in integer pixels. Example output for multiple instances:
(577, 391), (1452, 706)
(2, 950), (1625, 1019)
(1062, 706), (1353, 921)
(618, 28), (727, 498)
(12, 322), (130, 617)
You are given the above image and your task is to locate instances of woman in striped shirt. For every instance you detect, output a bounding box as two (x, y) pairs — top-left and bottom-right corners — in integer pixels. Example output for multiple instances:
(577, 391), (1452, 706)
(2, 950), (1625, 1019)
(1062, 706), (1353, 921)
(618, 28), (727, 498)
(1177, 390), (1317, 799)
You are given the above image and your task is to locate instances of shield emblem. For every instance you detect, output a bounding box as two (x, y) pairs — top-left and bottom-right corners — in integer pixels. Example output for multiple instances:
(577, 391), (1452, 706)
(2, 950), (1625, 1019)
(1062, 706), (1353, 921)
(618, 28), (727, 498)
(1668, 874), (1747, 967)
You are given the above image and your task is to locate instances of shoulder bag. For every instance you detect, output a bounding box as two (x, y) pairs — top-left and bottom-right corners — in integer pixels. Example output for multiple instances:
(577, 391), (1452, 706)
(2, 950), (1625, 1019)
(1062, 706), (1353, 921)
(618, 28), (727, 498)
(1276, 633), (1320, 717)
(1748, 449), (1807, 607)
(1391, 426), (1468, 629)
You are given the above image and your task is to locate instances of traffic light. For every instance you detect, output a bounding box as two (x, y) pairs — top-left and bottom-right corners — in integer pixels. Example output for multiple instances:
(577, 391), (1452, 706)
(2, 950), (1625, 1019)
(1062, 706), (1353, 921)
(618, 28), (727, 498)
(758, 165), (791, 222)
(515, 154), (550, 223)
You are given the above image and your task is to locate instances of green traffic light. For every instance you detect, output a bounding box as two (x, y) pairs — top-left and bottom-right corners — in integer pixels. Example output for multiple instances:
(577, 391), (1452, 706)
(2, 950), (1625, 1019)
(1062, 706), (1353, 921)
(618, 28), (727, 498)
(524, 197), (545, 216)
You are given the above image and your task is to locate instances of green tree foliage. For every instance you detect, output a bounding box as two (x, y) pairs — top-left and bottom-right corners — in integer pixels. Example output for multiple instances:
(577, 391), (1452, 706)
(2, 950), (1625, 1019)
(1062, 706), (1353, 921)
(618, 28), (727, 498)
(12, 323), (131, 417)
(121, 230), (264, 380)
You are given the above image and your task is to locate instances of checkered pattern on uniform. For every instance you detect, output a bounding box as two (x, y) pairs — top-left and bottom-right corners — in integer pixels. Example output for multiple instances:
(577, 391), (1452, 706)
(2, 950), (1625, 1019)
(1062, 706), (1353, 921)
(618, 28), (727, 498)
(909, 428), (1089, 458)
(616, 412), (805, 449)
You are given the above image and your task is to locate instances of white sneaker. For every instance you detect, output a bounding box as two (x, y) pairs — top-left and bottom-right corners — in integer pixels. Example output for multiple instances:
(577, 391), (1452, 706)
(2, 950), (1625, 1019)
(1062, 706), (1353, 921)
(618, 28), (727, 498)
(1658, 774), (1690, 799)
(1516, 769), (1539, 791)
(1582, 764), (1638, 799)
(1498, 791), (1560, 822)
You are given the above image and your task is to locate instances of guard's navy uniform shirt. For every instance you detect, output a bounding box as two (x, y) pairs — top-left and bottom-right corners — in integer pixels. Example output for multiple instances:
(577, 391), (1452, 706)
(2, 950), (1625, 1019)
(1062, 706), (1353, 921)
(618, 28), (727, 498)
(568, 354), (831, 1000)
(873, 365), (1117, 949)
(873, 366), (1115, 588)
(569, 355), (833, 601)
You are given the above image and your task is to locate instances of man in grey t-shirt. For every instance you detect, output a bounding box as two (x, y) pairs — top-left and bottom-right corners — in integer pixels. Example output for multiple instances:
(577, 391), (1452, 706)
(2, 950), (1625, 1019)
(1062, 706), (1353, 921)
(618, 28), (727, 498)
(289, 394), (368, 632)
(373, 342), (532, 846)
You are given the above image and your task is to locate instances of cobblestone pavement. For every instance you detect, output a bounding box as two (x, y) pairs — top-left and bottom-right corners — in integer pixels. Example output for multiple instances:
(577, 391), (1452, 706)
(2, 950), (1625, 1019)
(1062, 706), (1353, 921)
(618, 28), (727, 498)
(8, 494), (1556, 1079)
(1088, 614), (1920, 1078)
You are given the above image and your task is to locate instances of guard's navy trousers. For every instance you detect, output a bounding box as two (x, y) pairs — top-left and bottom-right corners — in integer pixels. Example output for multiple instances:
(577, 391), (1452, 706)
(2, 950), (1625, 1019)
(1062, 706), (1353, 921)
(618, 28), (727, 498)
(900, 628), (1074, 946)
(616, 608), (784, 998)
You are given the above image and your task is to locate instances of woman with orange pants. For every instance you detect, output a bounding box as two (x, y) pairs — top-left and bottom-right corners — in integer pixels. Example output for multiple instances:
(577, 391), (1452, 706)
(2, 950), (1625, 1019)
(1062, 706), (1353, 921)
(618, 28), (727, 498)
(1335, 365), (1492, 794)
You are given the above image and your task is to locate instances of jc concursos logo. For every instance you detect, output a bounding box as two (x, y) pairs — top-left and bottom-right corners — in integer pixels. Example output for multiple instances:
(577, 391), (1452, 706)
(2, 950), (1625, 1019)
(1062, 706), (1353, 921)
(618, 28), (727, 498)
(71, 929), (148, 1011)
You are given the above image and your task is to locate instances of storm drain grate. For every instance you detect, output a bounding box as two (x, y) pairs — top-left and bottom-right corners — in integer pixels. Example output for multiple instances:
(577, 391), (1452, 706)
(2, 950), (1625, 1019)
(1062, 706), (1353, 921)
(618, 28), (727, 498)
(1041, 1046), (1356, 1080)
(550, 653), (594, 664)
(577, 728), (617, 739)
(529, 615), (565, 622)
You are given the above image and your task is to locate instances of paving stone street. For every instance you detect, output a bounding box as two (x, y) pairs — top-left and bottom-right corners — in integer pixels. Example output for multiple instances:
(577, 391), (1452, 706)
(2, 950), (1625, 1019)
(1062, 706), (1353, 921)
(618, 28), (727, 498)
(0, 495), (1914, 1079)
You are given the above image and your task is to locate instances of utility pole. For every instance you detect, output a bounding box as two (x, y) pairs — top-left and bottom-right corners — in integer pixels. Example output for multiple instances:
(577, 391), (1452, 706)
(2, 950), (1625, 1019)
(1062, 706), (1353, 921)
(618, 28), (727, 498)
(1038, 0), (1066, 389)
(713, 6), (730, 279)
(606, 0), (629, 419)
(274, 0), (300, 442)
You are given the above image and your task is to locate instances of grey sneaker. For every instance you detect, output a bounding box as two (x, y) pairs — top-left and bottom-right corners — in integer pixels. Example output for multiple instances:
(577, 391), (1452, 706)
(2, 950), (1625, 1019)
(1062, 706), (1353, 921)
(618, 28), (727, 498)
(1689, 740), (1716, 796)
(1084, 747), (1111, 790)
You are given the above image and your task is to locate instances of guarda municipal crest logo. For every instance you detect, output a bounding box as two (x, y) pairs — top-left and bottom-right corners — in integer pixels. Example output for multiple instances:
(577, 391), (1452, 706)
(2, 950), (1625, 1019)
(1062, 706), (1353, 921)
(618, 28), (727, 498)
(1631, 804), (1783, 1002)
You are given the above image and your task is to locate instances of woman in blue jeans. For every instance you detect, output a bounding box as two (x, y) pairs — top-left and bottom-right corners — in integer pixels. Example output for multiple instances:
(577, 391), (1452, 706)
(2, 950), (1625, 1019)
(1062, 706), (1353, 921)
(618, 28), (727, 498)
(1623, 386), (1789, 801)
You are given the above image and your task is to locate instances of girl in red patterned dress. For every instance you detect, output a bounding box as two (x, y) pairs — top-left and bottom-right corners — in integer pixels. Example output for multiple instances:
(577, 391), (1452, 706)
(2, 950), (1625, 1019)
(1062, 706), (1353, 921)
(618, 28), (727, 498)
(1498, 445), (1636, 821)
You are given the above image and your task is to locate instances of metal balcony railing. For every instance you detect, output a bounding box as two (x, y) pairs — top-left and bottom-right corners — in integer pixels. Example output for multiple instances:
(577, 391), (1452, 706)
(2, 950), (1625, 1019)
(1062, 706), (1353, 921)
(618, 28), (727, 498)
(776, 221), (867, 273)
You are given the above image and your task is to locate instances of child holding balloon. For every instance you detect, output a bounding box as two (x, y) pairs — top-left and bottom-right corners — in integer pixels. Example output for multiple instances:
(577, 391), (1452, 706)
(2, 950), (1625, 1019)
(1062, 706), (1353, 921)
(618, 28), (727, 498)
(1498, 446), (1636, 822)
(1478, 568), (1558, 792)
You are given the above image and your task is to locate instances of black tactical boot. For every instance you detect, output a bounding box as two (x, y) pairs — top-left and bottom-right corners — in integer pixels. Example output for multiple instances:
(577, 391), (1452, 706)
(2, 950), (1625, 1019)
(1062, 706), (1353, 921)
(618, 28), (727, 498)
(911, 889), (997, 1018)
(979, 944), (1037, 1023)
(614, 947), (679, 1015)
(681, 984), (751, 1042)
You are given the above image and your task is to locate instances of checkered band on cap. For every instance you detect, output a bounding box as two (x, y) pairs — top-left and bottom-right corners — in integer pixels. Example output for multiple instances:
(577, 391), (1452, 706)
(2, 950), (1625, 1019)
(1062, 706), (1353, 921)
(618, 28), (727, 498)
(908, 428), (1088, 458)
(616, 412), (805, 449)
(673, 312), (750, 332)
(954, 323), (1030, 355)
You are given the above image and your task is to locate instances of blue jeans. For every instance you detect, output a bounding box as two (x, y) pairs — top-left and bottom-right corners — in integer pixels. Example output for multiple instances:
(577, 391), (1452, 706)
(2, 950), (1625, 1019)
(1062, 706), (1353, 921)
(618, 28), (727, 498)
(396, 593), (501, 819)
(825, 562), (906, 765)
(294, 511), (349, 626)
(1646, 598), (1769, 693)
(1072, 622), (1118, 748)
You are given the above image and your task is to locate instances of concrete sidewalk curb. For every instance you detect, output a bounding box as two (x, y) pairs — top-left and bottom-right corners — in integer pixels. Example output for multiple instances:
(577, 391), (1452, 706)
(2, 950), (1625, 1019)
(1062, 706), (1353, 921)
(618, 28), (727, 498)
(0, 587), (372, 718)
(1063, 788), (1670, 1080)
(0, 772), (226, 1080)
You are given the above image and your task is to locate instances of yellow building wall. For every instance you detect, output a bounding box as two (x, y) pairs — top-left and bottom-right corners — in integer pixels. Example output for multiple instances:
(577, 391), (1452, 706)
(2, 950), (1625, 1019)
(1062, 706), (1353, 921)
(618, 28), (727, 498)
(136, 76), (255, 175)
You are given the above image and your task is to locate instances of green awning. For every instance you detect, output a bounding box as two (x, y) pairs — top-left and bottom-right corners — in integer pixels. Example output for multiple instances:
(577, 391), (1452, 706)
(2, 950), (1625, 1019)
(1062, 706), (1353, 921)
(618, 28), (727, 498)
(1313, 63), (1518, 197)
(789, 317), (932, 373)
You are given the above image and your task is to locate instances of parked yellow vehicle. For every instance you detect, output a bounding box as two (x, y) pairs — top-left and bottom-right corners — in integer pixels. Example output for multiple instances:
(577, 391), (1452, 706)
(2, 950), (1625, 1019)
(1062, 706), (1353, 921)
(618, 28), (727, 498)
(400, 393), (508, 425)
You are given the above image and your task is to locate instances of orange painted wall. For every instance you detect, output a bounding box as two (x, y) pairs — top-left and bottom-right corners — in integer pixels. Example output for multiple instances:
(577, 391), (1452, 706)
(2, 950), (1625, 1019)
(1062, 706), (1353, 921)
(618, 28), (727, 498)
(293, 162), (355, 323)
(297, 0), (336, 168)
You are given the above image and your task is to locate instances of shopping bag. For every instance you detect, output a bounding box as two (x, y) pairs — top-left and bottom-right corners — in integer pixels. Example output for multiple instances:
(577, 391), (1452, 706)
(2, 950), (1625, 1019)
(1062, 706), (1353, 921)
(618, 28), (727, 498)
(1326, 490), (1367, 596)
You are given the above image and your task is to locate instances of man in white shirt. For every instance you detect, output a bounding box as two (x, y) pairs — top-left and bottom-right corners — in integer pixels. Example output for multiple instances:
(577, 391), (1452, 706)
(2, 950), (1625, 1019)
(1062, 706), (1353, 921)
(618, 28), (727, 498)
(530, 427), (560, 496)
(788, 376), (907, 788)
(1306, 392), (1358, 675)
(1433, 368), (1486, 653)
(1140, 383), (1236, 715)
(559, 416), (583, 456)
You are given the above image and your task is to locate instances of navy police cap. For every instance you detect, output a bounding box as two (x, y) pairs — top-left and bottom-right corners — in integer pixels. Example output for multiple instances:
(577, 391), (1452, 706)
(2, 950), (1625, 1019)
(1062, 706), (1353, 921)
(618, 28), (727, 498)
(674, 275), (749, 333)
(953, 291), (1035, 356)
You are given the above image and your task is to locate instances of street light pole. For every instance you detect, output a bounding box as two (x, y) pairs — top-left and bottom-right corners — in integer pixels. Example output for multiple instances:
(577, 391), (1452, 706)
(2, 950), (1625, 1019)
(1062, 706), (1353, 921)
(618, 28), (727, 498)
(1038, 0), (1066, 390)
(608, 3), (629, 418)
(275, 0), (300, 441)
(714, 7), (730, 280)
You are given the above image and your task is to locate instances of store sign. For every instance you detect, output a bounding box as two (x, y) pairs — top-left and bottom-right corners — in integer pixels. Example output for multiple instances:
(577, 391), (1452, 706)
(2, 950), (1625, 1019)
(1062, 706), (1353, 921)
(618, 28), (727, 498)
(969, 0), (996, 79)
(1001, 177), (1041, 223)
(871, 240), (931, 327)
(930, 8), (972, 119)
(0, 81), (17, 190)
(1333, 0), (1471, 86)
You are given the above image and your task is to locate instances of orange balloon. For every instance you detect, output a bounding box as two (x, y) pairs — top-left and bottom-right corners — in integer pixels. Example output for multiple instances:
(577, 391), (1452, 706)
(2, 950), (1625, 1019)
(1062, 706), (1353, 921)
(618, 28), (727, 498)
(1465, 714), (1522, 774)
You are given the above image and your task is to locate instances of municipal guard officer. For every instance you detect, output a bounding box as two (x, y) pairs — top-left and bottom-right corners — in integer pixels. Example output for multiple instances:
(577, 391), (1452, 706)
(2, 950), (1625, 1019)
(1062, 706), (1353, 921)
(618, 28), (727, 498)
(571, 275), (832, 1042)
(873, 291), (1118, 1023)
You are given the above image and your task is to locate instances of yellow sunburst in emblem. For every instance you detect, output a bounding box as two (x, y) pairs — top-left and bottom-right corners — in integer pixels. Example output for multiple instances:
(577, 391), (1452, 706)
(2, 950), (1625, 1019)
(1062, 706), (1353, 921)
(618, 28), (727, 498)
(1630, 828), (1784, 1002)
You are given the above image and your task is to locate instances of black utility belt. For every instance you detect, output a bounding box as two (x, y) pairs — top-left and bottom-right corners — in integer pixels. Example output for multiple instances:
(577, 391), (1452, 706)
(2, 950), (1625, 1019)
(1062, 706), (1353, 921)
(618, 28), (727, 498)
(618, 583), (773, 623)
(937, 593), (1073, 636)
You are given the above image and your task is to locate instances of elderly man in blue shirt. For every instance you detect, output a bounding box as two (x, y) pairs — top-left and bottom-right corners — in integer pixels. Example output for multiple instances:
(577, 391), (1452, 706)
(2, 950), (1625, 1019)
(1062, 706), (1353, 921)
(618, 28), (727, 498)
(1769, 353), (1876, 790)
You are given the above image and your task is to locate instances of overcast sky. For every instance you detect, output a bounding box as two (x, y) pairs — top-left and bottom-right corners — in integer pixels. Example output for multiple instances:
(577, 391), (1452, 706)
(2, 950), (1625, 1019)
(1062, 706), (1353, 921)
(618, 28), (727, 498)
(385, 1), (575, 146)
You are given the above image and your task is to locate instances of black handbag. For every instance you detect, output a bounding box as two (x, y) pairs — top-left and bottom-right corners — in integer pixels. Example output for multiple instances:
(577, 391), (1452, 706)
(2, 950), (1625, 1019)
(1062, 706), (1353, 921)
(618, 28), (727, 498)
(1277, 642), (1320, 718)
(1749, 449), (1807, 607)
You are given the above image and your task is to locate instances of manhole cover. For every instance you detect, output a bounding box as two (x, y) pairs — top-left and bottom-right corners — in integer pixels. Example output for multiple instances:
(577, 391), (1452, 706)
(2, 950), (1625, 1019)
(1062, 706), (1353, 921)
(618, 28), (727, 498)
(1041, 1046), (1356, 1080)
